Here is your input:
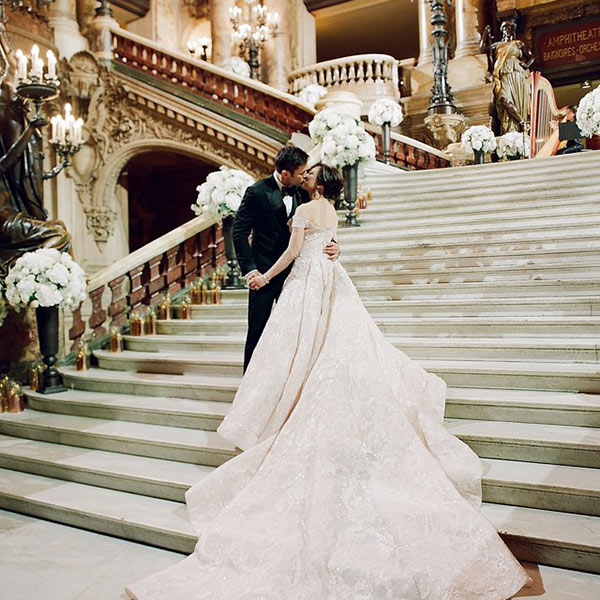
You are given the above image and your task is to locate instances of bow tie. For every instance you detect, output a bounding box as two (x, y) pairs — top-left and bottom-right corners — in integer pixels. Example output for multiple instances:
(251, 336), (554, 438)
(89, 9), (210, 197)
(282, 186), (296, 196)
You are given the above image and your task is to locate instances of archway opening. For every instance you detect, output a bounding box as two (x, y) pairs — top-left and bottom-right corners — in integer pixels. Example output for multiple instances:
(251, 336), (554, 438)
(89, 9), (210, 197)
(119, 151), (218, 252)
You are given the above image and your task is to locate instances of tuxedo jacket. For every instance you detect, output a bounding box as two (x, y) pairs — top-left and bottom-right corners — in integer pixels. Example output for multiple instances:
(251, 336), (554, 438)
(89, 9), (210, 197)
(233, 175), (307, 277)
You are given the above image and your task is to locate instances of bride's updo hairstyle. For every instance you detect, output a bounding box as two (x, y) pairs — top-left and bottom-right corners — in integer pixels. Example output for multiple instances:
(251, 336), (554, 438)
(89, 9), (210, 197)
(316, 164), (343, 201)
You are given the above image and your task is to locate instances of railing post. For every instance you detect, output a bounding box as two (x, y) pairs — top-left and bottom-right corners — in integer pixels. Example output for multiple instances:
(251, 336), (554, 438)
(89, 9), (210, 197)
(88, 1), (119, 66)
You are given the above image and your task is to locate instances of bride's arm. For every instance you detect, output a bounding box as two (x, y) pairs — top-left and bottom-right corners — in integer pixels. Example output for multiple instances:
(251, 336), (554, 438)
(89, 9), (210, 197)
(263, 226), (305, 282)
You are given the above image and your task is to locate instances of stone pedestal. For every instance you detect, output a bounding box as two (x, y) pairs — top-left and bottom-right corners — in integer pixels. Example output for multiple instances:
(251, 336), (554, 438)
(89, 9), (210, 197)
(321, 90), (363, 119)
(425, 112), (469, 150)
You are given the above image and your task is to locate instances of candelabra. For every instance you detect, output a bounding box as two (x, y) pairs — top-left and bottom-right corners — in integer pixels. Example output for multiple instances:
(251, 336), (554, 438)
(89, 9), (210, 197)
(427, 0), (455, 116)
(15, 44), (84, 179)
(229, 0), (279, 80)
(187, 36), (211, 62)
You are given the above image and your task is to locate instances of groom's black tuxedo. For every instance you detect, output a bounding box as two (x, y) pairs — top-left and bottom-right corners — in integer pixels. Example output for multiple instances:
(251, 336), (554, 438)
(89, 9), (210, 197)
(233, 175), (307, 371)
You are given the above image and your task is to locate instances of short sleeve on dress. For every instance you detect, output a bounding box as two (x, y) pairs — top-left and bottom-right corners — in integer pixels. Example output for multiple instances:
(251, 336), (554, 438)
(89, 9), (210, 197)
(291, 214), (309, 229)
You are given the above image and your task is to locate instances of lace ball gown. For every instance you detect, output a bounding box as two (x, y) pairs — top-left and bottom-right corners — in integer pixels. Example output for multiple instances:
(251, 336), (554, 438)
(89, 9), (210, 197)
(126, 215), (530, 600)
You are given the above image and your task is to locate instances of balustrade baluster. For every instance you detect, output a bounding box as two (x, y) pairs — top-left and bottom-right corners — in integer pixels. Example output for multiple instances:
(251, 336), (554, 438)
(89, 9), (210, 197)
(69, 305), (86, 351)
(128, 265), (146, 309)
(348, 63), (356, 82)
(365, 61), (373, 83)
(88, 285), (107, 338)
(164, 246), (184, 296)
(374, 61), (383, 82)
(108, 275), (128, 328)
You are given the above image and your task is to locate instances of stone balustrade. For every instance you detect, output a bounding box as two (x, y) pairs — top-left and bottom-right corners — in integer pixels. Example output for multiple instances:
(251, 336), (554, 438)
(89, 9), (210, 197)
(109, 26), (315, 136)
(68, 215), (224, 351)
(288, 54), (400, 113)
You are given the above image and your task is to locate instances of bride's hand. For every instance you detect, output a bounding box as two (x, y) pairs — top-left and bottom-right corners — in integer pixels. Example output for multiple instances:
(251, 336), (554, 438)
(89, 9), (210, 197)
(249, 273), (268, 290)
(324, 240), (340, 261)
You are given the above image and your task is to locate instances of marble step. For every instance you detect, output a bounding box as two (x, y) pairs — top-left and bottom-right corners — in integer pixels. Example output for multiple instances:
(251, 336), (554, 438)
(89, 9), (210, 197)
(25, 389), (229, 431)
(60, 366), (239, 401)
(336, 213), (600, 241)
(480, 458), (600, 516)
(34, 370), (600, 428)
(354, 194), (600, 224)
(445, 420), (600, 468)
(218, 280), (600, 302)
(156, 316), (600, 338)
(0, 410), (237, 466)
(93, 350), (600, 392)
(0, 468), (597, 572)
(350, 280), (600, 300)
(342, 250), (600, 274)
(444, 388), (600, 427)
(181, 296), (600, 318)
(341, 238), (600, 261)
(0, 435), (597, 516)
(124, 332), (600, 363)
(0, 434), (210, 502)
(358, 188), (600, 213)
(339, 226), (600, 253)
(344, 263), (600, 285)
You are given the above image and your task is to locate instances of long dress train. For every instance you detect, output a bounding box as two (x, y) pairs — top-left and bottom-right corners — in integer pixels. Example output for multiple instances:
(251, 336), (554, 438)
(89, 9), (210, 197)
(126, 215), (530, 600)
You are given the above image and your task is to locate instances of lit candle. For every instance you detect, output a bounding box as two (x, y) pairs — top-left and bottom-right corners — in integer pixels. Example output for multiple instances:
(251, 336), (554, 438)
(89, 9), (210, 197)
(35, 58), (44, 77)
(15, 49), (27, 82)
(46, 50), (56, 80)
(64, 103), (72, 120)
(74, 118), (84, 144)
(50, 115), (57, 143)
(31, 44), (39, 68)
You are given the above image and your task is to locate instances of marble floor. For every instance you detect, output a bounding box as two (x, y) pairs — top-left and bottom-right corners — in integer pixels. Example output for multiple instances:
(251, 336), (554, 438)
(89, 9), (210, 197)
(2, 508), (599, 599)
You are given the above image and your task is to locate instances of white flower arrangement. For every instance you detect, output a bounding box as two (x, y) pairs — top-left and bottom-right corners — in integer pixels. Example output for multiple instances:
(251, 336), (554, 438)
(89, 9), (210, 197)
(461, 125), (497, 154)
(220, 56), (251, 79)
(367, 98), (404, 128)
(191, 166), (255, 220)
(308, 107), (359, 144)
(0, 293), (7, 327)
(297, 84), (327, 108)
(5, 248), (87, 311)
(496, 131), (531, 159)
(576, 85), (600, 137)
(320, 122), (377, 169)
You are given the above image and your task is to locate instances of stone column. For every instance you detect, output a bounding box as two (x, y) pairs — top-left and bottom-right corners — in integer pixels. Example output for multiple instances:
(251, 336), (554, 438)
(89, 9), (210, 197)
(264, 0), (291, 90)
(210, 0), (234, 66)
(417, 0), (434, 66)
(454, 0), (487, 58)
(49, 0), (88, 59)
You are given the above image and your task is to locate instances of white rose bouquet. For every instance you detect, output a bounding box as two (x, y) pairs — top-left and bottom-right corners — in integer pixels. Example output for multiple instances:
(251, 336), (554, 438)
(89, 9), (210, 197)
(220, 56), (251, 79)
(368, 98), (403, 127)
(321, 122), (377, 169)
(496, 131), (530, 159)
(5, 248), (87, 311)
(576, 85), (600, 137)
(461, 125), (497, 154)
(192, 166), (255, 220)
(308, 107), (359, 144)
(297, 84), (327, 108)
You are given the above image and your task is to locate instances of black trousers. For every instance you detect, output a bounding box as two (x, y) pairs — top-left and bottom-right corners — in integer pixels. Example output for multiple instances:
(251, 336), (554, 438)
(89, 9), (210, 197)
(243, 273), (287, 372)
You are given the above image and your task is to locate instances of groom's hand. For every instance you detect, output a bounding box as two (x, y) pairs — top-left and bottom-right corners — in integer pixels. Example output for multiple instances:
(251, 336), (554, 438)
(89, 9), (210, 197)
(324, 240), (340, 261)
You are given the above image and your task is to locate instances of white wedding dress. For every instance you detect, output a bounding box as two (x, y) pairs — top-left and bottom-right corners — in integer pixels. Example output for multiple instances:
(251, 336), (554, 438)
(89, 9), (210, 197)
(126, 215), (530, 600)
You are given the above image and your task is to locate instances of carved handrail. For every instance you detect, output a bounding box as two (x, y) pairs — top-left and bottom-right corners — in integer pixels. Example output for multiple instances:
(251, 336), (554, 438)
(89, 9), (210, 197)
(109, 25), (315, 135)
(68, 215), (225, 350)
(288, 54), (399, 94)
(364, 123), (450, 170)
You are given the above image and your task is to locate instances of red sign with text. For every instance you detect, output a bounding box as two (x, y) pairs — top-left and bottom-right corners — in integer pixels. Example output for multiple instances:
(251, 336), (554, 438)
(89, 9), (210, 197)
(538, 21), (600, 68)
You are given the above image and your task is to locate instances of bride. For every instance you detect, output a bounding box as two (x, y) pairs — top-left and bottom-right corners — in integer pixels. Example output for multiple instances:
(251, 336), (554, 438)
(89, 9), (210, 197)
(126, 164), (530, 600)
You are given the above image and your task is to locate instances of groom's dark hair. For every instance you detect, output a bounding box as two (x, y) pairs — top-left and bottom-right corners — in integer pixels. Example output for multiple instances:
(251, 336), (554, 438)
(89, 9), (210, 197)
(275, 145), (309, 174)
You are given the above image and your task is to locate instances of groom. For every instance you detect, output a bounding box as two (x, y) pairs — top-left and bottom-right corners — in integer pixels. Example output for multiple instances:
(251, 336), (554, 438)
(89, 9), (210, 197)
(233, 144), (340, 371)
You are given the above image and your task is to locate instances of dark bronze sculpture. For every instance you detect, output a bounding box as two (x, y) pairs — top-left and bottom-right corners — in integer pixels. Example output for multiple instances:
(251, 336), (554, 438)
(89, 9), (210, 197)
(0, 15), (70, 281)
(482, 17), (534, 134)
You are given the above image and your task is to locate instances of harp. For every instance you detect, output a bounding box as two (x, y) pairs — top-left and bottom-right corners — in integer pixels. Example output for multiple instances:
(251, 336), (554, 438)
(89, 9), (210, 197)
(530, 71), (566, 158)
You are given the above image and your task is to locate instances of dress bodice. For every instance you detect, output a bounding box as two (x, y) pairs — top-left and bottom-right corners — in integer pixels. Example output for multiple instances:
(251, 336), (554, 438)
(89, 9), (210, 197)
(291, 214), (337, 261)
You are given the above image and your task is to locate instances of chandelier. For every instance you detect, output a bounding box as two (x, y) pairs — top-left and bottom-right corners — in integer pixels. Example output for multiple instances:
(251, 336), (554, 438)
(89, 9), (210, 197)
(229, 0), (279, 80)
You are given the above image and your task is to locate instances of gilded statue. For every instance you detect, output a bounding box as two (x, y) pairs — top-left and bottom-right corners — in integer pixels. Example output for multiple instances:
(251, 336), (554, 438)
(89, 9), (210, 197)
(482, 17), (534, 134)
(0, 18), (70, 280)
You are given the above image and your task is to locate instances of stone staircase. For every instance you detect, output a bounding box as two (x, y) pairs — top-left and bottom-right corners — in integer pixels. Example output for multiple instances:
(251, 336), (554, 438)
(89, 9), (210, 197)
(1, 152), (600, 596)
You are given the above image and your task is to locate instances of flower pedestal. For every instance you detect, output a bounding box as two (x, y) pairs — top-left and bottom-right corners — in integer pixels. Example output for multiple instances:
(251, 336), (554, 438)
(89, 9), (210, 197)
(473, 149), (485, 165)
(221, 215), (244, 289)
(35, 306), (67, 394)
(382, 122), (391, 165)
(342, 163), (359, 227)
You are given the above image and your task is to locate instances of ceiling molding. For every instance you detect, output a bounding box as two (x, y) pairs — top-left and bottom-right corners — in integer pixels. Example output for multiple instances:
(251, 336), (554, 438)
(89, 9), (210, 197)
(309, 0), (394, 18)
(111, 0), (150, 18)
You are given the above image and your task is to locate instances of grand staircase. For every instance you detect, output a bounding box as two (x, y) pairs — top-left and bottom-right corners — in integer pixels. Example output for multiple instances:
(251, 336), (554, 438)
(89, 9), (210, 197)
(1, 152), (599, 596)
